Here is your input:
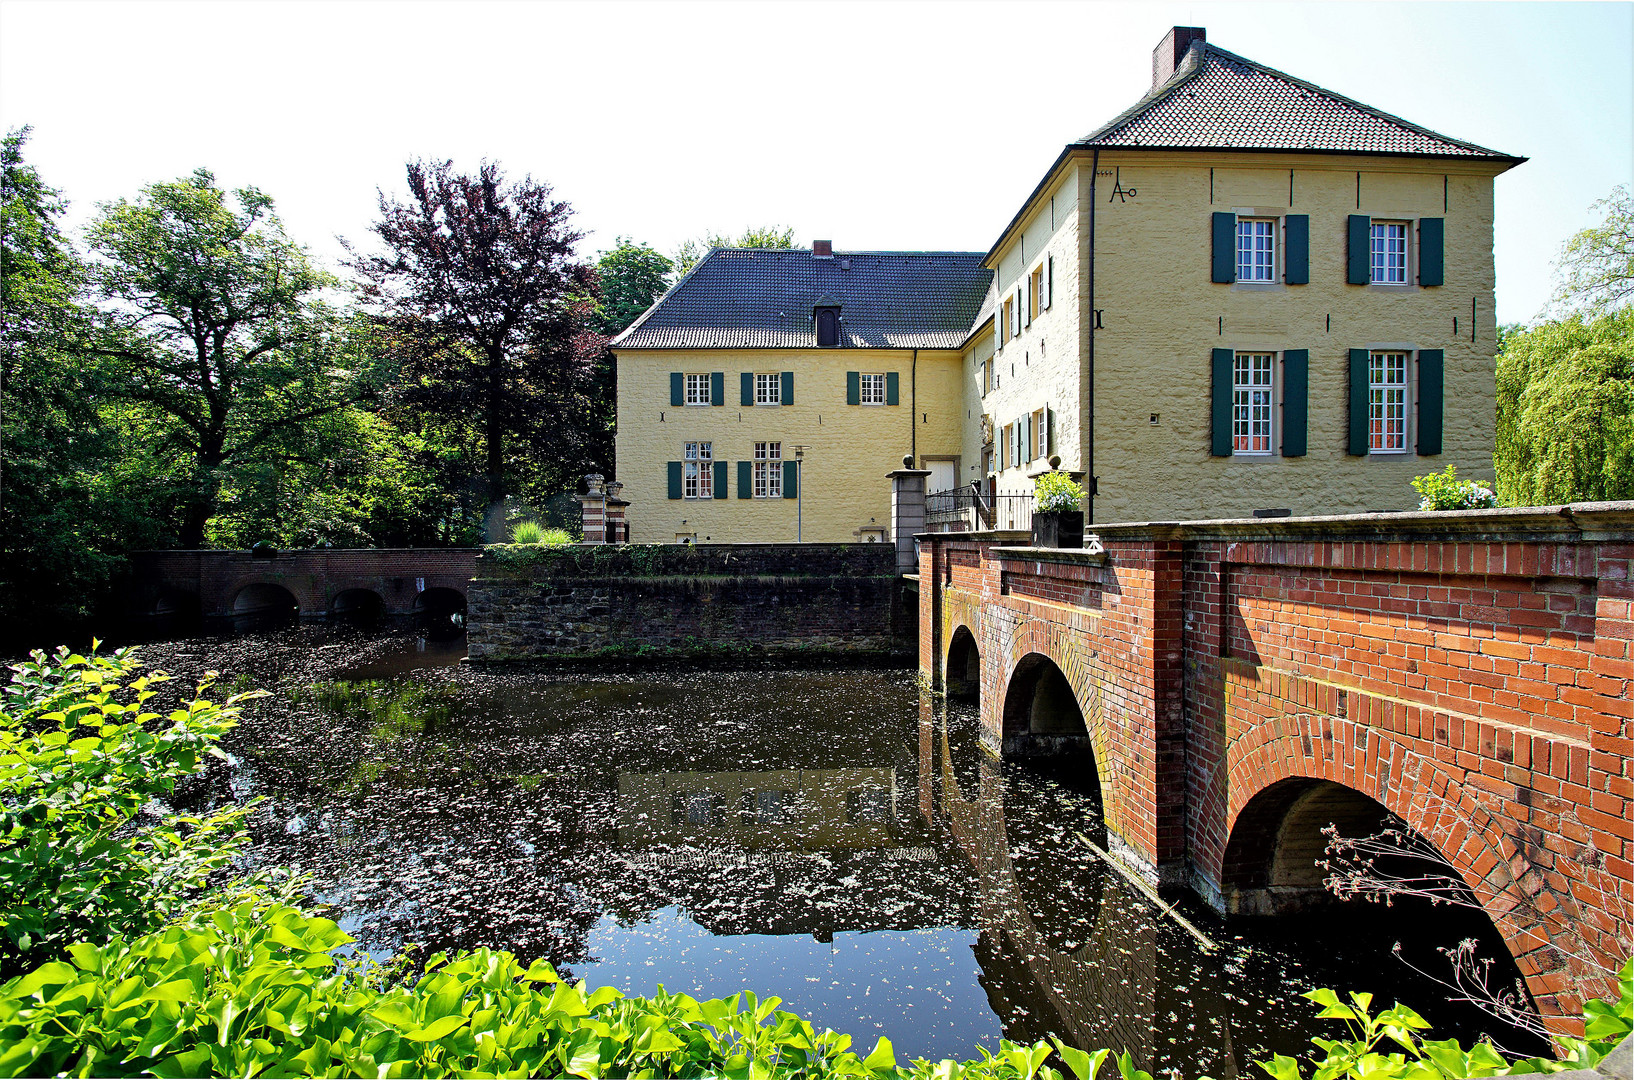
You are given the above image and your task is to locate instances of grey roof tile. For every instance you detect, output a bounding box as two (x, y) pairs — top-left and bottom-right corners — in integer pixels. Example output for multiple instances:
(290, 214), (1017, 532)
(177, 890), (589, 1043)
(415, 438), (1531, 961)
(1076, 42), (1521, 160)
(612, 248), (993, 350)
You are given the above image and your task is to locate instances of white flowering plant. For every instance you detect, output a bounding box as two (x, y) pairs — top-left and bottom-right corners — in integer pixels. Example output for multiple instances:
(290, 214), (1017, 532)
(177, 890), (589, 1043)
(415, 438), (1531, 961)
(1411, 466), (1498, 511)
(1033, 470), (1085, 513)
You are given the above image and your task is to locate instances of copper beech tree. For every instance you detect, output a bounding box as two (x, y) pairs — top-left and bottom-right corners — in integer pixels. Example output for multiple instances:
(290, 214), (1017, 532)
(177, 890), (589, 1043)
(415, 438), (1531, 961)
(349, 160), (606, 540)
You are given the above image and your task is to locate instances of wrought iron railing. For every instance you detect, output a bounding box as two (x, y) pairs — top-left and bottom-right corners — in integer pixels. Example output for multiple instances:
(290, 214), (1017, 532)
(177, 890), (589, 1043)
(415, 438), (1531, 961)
(925, 485), (1034, 533)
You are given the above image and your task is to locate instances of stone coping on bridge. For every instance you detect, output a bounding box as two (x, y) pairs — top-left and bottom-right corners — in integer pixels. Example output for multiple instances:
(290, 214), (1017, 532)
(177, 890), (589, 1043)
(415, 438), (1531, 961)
(987, 545), (1109, 567)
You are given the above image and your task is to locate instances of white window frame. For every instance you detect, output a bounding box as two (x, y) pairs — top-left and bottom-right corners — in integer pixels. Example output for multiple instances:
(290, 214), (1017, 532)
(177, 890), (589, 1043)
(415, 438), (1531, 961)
(684, 373), (711, 406)
(1370, 221), (1410, 285)
(1001, 297), (1013, 343)
(753, 441), (782, 498)
(754, 373), (780, 406)
(1232, 352), (1276, 455)
(1369, 351), (1410, 453)
(859, 372), (886, 406)
(1236, 218), (1277, 283)
(1032, 409), (1047, 462)
(683, 440), (713, 498)
(1029, 265), (1045, 318)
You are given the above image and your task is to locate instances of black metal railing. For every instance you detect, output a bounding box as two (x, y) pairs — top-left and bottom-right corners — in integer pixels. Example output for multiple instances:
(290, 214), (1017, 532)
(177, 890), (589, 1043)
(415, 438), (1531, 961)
(925, 484), (1034, 533)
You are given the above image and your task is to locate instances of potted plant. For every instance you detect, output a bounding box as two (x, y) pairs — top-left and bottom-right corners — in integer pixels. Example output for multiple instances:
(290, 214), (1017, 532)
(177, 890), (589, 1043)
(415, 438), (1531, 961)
(1032, 464), (1086, 548)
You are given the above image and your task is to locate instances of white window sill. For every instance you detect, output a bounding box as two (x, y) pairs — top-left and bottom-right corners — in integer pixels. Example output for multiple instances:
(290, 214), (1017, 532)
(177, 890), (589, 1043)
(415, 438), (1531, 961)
(1231, 281), (1283, 292)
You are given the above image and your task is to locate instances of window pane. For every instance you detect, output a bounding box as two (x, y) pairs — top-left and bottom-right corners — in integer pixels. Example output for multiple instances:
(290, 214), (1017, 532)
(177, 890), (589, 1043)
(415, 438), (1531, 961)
(1232, 352), (1274, 453)
(1370, 223), (1408, 284)
(1237, 219), (1275, 282)
(1368, 353), (1408, 450)
(756, 373), (779, 405)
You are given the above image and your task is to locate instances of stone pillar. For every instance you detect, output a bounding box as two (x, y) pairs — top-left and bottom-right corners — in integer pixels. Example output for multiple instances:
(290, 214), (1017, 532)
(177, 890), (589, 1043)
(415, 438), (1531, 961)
(605, 482), (628, 544)
(888, 465), (932, 577)
(578, 474), (606, 545)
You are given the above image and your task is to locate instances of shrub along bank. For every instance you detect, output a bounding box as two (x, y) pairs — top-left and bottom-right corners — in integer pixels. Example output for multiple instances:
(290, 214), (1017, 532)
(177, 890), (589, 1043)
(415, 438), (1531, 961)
(0, 645), (1628, 1079)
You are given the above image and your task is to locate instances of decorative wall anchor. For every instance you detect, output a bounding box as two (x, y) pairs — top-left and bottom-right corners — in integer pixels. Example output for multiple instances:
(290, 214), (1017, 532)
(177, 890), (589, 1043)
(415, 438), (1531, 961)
(1109, 167), (1137, 203)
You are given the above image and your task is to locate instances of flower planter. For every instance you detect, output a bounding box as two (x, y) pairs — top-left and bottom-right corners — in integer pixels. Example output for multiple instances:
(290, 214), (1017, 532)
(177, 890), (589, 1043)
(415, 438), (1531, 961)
(1031, 510), (1084, 549)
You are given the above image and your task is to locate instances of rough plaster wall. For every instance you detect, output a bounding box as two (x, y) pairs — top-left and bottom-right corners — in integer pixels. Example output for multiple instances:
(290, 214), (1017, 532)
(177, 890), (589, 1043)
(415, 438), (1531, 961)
(613, 347), (963, 543)
(1087, 151), (1503, 522)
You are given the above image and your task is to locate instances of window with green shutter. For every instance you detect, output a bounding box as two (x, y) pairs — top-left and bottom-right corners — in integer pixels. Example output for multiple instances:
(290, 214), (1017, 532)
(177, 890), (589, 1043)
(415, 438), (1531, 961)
(713, 459), (728, 497)
(1347, 349), (1371, 454)
(667, 460), (683, 499)
(1347, 216), (1371, 285)
(846, 371), (861, 406)
(1284, 216), (1309, 285)
(1418, 218), (1444, 287)
(1210, 348), (1233, 456)
(782, 460), (798, 499)
(885, 372), (900, 406)
(1212, 212), (1236, 283)
(1282, 350), (1308, 457)
(781, 371), (794, 406)
(737, 460), (752, 498)
(710, 372), (725, 406)
(670, 373), (684, 407)
(1417, 350), (1443, 455)
(740, 373), (754, 406)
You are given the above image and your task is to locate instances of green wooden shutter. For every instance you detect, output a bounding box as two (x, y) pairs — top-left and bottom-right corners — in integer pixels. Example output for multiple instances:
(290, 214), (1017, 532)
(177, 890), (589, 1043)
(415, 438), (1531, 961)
(782, 460), (798, 499)
(1418, 218), (1444, 287)
(1348, 348), (1371, 455)
(670, 373), (684, 407)
(886, 371), (900, 406)
(1282, 350), (1308, 457)
(1046, 255), (1054, 308)
(667, 461), (683, 499)
(1211, 349), (1234, 456)
(710, 372), (724, 406)
(740, 372), (754, 406)
(713, 459), (728, 497)
(737, 460), (752, 498)
(1023, 413), (1033, 462)
(1417, 349), (1444, 455)
(781, 371), (794, 405)
(1285, 215), (1309, 285)
(846, 371), (860, 405)
(1347, 216), (1371, 285)
(1024, 276), (1032, 327)
(1212, 212), (1236, 283)
(1046, 405), (1055, 455)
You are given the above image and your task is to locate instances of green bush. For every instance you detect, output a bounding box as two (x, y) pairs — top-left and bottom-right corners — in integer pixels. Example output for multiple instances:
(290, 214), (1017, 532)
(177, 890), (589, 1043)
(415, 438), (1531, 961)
(0, 646), (269, 978)
(1033, 471), (1085, 513)
(508, 520), (574, 546)
(1411, 466), (1499, 511)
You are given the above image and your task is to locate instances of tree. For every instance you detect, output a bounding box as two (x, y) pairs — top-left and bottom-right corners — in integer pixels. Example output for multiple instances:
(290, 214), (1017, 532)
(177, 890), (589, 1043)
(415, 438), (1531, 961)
(593, 237), (672, 337)
(1552, 185), (1633, 316)
(1494, 311), (1634, 505)
(350, 160), (604, 540)
(672, 225), (797, 276)
(83, 170), (373, 548)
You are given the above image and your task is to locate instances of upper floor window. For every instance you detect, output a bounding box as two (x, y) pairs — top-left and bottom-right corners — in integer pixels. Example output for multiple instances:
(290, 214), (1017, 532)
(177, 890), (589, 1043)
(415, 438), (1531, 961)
(1032, 408), (1048, 461)
(1029, 265), (1045, 318)
(982, 357), (993, 396)
(1368, 351), (1410, 452)
(753, 441), (783, 498)
(1232, 352), (1275, 454)
(1000, 297), (1013, 344)
(755, 373), (781, 406)
(1236, 219), (1276, 282)
(685, 373), (711, 406)
(815, 307), (840, 348)
(860, 372), (886, 405)
(683, 441), (713, 497)
(1370, 222), (1409, 284)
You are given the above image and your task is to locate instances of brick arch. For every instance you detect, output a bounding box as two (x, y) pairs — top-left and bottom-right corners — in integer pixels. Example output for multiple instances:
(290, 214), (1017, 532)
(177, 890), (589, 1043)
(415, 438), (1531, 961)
(1219, 719), (1585, 1018)
(945, 619), (983, 700)
(223, 576), (320, 616)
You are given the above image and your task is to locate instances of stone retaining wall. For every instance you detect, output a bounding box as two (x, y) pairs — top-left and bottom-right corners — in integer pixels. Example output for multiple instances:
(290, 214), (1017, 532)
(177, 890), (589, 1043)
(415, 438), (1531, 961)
(467, 543), (909, 661)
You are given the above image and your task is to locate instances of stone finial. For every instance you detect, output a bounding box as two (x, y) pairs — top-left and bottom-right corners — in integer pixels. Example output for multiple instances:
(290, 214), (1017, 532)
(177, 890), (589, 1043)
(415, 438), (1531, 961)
(1049, 455), (1062, 470)
(584, 474), (606, 496)
(606, 481), (623, 498)
(902, 454), (914, 469)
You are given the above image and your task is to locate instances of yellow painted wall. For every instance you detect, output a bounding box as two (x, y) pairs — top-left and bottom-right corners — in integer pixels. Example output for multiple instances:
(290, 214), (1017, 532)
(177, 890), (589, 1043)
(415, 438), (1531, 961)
(613, 348), (964, 543)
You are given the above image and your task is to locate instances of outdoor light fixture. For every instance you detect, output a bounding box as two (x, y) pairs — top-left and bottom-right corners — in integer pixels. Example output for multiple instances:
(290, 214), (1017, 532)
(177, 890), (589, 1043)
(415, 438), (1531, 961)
(791, 445), (811, 543)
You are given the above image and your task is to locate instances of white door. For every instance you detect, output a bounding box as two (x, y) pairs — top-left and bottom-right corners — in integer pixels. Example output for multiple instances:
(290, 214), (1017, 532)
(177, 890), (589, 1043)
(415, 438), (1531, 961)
(925, 459), (957, 496)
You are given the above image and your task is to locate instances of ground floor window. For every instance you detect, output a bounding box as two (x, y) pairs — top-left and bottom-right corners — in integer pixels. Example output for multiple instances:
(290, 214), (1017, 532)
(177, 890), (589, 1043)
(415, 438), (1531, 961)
(754, 441), (782, 498)
(1369, 351), (1409, 451)
(684, 441), (712, 497)
(1233, 352), (1275, 454)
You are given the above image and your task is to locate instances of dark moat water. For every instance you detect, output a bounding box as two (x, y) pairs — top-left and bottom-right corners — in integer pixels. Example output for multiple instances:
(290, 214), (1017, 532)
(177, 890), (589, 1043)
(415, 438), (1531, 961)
(204, 646), (1538, 1073)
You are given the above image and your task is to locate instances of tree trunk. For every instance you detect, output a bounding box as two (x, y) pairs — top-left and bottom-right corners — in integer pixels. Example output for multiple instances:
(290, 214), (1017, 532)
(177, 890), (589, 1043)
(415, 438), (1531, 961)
(484, 352), (506, 543)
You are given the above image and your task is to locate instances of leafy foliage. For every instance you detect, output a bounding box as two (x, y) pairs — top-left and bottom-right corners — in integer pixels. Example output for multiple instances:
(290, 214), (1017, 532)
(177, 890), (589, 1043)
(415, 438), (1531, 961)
(672, 225), (797, 276)
(1552, 185), (1633, 316)
(594, 237), (674, 336)
(1411, 466), (1498, 511)
(1494, 311), (1634, 505)
(0, 646), (265, 977)
(1033, 471), (1085, 513)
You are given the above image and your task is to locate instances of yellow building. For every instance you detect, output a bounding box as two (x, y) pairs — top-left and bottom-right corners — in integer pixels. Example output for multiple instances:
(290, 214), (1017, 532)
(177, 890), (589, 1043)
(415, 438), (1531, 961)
(612, 27), (1523, 541)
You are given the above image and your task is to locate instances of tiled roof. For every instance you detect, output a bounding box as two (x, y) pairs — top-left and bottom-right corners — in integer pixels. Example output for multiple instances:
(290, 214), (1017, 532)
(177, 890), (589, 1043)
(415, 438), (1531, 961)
(612, 248), (992, 350)
(1076, 42), (1520, 160)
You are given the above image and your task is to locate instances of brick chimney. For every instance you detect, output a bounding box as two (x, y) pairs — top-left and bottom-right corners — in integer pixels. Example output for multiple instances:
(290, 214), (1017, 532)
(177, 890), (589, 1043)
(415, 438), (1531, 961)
(813, 240), (833, 260)
(1152, 26), (1205, 90)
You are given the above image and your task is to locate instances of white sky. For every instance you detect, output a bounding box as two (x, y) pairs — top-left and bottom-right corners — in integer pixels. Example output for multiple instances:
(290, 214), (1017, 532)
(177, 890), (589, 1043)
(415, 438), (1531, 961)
(2, 0), (1630, 325)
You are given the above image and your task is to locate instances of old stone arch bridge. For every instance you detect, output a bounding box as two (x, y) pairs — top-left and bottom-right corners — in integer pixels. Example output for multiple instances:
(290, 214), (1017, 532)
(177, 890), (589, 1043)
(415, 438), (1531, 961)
(125, 548), (480, 630)
(917, 503), (1633, 1030)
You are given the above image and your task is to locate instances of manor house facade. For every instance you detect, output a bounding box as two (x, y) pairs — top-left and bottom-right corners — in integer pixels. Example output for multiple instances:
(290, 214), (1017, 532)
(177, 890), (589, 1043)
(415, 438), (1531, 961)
(610, 27), (1523, 544)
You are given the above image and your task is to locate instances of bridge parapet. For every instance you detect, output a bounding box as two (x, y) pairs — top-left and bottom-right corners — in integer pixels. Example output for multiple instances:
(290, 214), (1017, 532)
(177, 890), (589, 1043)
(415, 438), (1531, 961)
(919, 502), (1634, 1028)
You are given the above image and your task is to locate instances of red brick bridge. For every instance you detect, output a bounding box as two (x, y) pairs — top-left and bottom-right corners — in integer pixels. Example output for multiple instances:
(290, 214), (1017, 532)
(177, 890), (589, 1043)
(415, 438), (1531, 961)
(917, 503), (1633, 1029)
(125, 548), (480, 629)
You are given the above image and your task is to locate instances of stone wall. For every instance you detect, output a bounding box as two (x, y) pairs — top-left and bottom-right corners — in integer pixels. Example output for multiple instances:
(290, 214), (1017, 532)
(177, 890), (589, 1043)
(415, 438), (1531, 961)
(468, 543), (909, 661)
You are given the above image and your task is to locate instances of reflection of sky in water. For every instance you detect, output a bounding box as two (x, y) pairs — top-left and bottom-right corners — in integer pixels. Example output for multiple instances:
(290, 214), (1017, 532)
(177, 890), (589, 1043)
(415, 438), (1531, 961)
(577, 907), (1001, 1063)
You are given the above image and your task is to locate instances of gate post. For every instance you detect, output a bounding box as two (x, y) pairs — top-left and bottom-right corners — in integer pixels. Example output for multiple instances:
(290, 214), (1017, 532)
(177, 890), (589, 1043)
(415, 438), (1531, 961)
(579, 474), (607, 545)
(888, 461), (932, 576)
